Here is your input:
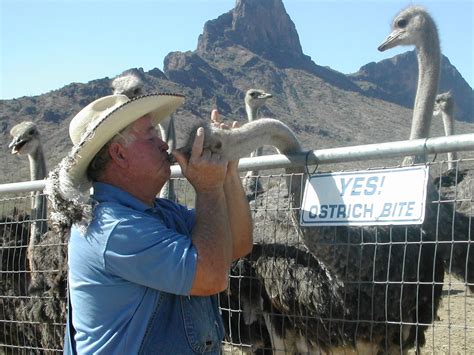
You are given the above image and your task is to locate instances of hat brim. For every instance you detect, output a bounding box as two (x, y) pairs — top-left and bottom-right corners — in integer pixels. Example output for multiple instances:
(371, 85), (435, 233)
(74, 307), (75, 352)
(66, 93), (184, 192)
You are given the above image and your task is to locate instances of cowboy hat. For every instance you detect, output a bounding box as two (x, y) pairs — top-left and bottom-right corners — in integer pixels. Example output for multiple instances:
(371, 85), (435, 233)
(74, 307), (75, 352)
(44, 89), (184, 231)
(52, 93), (184, 203)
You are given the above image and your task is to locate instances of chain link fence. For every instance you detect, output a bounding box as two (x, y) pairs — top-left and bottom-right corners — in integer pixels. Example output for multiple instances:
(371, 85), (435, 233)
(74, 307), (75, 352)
(1, 135), (473, 354)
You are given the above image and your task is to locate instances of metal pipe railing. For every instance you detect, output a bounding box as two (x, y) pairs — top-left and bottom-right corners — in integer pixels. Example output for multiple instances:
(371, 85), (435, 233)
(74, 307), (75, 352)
(230, 132), (474, 172)
(1, 133), (473, 193)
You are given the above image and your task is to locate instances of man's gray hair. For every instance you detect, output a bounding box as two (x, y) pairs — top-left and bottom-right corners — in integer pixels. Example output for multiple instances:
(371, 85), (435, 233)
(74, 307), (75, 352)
(86, 125), (137, 181)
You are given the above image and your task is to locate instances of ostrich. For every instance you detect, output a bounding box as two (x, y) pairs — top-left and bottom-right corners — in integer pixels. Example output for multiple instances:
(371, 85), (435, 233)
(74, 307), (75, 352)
(378, 6), (440, 166)
(6, 123), (67, 351)
(433, 91), (458, 169)
(8, 122), (48, 281)
(178, 116), (445, 353)
(432, 92), (472, 224)
(111, 71), (178, 201)
(243, 89), (273, 199)
(378, 6), (473, 291)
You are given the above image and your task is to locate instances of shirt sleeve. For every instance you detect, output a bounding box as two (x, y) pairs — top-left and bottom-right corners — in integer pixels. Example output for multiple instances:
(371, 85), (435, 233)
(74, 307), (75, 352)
(103, 213), (197, 296)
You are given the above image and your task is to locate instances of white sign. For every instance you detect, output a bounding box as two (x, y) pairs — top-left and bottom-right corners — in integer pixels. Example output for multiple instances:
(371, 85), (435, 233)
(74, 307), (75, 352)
(300, 166), (430, 226)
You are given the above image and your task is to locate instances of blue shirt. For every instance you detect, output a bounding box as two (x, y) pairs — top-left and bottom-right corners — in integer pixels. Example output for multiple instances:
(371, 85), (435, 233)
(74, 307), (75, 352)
(67, 182), (224, 354)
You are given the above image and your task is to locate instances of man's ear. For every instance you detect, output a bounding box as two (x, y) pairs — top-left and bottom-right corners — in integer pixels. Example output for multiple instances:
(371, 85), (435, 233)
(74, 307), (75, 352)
(108, 142), (128, 168)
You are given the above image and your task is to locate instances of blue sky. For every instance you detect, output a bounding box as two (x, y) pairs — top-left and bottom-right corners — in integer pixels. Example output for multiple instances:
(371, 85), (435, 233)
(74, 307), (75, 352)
(1, 0), (472, 100)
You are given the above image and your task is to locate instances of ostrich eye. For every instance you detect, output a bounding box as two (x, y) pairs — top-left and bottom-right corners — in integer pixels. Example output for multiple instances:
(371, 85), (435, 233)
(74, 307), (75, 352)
(213, 141), (222, 151)
(397, 19), (407, 28)
(250, 92), (258, 98)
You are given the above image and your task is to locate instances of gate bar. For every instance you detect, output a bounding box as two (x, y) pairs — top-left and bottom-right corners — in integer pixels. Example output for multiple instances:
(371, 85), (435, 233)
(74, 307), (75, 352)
(1, 133), (473, 193)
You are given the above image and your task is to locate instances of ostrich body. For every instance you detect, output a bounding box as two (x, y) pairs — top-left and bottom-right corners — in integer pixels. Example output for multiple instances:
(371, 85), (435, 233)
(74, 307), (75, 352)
(378, 6), (441, 165)
(434, 91), (458, 169)
(178, 117), (445, 352)
(0, 211), (31, 348)
(9, 122), (48, 278)
(243, 89), (273, 198)
(221, 243), (357, 354)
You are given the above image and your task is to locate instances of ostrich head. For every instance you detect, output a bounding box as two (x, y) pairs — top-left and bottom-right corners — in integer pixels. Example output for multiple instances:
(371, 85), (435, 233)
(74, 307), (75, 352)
(378, 6), (438, 51)
(111, 71), (144, 99)
(245, 89), (273, 112)
(8, 121), (41, 155)
(434, 91), (454, 116)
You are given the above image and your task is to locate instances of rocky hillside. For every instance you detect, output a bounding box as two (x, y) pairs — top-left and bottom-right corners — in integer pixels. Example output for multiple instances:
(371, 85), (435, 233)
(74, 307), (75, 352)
(1, 0), (473, 184)
(350, 51), (473, 123)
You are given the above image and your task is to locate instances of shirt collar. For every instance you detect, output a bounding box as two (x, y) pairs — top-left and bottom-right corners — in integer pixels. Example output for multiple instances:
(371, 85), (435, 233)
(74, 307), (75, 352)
(92, 182), (156, 212)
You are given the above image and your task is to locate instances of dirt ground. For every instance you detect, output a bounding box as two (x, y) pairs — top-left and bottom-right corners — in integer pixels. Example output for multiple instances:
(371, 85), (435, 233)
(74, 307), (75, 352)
(223, 274), (473, 354)
(409, 275), (473, 354)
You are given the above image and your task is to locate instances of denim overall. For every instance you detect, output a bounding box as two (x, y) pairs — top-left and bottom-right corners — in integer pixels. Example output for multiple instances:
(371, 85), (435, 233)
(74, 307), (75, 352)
(138, 292), (224, 354)
(65, 291), (225, 354)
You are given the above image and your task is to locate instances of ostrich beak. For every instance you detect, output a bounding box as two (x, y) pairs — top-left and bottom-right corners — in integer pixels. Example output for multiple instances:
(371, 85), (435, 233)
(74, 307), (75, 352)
(8, 137), (26, 154)
(260, 93), (273, 100)
(378, 30), (403, 51)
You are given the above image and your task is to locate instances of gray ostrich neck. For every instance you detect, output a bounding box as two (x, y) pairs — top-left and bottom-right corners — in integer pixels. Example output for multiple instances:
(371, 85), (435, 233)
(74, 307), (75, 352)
(441, 111), (454, 136)
(410, 40), (440, 141)
(216, 119), (302, 161)
(441, 109), (458, 167)
(159, 117), (177, 201)
(246, 105), (263, 158)
(29, 148), (48, 235)
(213, 118), (305, 209)
(28, 148), (47, 181)
(166, 117), (177, 151)
(246, 105), (256, 122)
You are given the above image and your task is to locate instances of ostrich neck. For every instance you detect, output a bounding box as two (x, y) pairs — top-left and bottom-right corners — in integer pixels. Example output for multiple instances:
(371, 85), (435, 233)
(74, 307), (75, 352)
(28, 148), (47, 181)
(410, 42), (441, 140)
(218, 118), (302, 161)
(28, 148), (48, 235)
(246, 105), (257, 122)
(441, 111), (455, 136)
(159, 117), (176, 150)
(215, 118), (305, 211)
(441, 110), (458, 166)
(246, 105), (264, 172)
(159, 118), (177, 200)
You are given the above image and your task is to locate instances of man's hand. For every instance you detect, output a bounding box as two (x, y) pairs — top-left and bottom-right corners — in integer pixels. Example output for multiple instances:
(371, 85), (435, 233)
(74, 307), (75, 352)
(210, 110), (252, 261)
(172, 127), (228, 192)
(210, 109), (240, 174)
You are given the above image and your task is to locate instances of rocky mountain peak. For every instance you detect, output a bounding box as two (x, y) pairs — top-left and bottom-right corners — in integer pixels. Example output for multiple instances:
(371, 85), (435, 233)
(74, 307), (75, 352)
(197, 0), (305, 67)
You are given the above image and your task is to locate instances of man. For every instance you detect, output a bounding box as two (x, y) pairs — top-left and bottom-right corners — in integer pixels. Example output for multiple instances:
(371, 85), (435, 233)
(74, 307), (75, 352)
(54, 92), (253, 354)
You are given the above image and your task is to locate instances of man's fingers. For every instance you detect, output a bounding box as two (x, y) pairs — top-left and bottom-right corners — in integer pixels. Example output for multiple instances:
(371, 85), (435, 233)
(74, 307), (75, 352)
(171, 150), (188, 172)
(191, 127), (205, 158)
(211, 109), (221, 123)
(201, 148), (211, 160)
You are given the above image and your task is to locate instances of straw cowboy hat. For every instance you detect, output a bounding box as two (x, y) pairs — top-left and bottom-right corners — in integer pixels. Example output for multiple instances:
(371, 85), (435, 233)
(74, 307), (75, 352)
(46, 92), (184, 229)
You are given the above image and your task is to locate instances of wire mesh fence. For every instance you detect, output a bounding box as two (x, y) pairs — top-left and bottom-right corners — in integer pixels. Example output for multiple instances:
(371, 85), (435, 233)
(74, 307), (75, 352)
(1, 151), (473, 354)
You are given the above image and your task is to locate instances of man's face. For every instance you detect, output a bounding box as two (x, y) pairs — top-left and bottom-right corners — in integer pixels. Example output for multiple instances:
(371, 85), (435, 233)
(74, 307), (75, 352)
(123, 114), (171, 188)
